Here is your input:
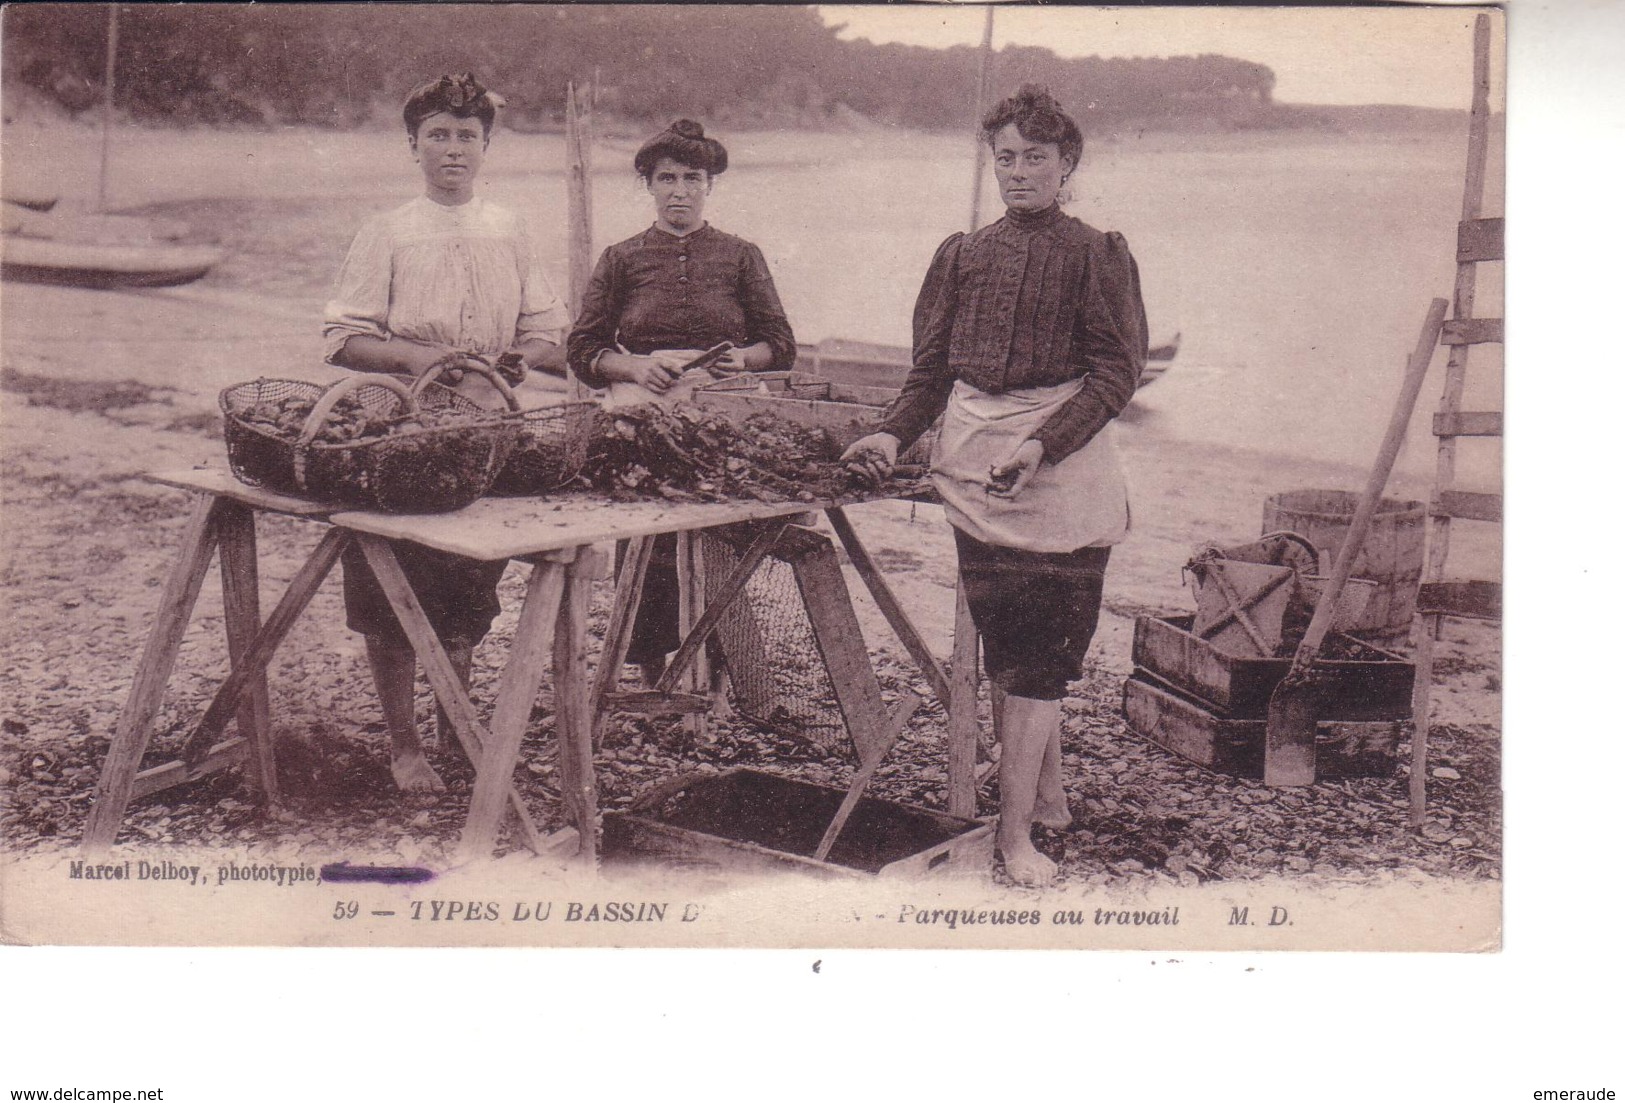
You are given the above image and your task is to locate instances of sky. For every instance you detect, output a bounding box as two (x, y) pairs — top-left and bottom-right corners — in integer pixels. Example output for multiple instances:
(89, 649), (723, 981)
(818, 4), (1507, 110)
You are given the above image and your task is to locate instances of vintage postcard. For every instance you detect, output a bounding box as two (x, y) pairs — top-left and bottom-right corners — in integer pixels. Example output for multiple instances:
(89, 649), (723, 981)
(1, 3), (1503, 950)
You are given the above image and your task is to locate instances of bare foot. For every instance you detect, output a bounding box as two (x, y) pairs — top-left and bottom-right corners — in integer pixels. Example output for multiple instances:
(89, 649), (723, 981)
(998, 837), (1058, 887)
(994, 838), (1059, 890)
(391, 752), (446, 793)
(1033, 798), (1073, 831)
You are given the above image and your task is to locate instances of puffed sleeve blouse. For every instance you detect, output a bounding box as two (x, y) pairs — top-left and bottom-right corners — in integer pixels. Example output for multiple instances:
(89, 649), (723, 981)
(323, 195), (570, 364)
(878, 203), (1148, 464)
(567, 223), (796, 387)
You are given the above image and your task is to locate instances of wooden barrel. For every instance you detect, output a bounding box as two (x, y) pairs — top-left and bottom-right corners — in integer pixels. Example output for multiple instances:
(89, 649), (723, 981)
(1262, 489), (1425, 649)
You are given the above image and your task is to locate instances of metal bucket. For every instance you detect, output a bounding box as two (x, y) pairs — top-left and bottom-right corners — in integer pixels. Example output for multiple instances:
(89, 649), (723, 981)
(1262, 489), (1426, 650)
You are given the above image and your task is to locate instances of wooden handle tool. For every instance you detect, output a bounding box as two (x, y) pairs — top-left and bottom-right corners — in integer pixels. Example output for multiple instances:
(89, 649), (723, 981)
(1264, 298), (1448, 785)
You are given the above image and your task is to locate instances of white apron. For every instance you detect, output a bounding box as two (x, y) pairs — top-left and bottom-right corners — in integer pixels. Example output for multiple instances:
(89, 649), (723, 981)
(931, 378), (1130, 553)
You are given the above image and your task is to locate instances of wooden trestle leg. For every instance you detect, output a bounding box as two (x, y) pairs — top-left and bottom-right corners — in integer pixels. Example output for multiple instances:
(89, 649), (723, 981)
(83, 497), (223, 851)
(675, 531), (710, 743)
(552, 552), (599, 863)
(177, 528), (349, 769)
(825, 507), (951, 704)
(216, 501), (276, 806)
(946, 580), (980, 819)
(589, 536), (655, 751)
(456, 556), (567, 862)
(354, 535), (550, 858)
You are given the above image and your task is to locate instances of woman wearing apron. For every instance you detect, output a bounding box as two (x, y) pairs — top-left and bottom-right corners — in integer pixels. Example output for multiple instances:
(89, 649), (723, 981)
(568, 120), (797, 684)
(843, 85), (1148, 886)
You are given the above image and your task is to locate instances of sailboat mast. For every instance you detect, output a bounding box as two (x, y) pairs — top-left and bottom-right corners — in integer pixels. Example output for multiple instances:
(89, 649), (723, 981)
(97, 3), (120, 211)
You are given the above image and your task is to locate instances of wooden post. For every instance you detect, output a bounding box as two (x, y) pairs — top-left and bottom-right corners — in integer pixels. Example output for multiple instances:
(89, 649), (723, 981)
(952, 7), (997, 812)
(215, 501), (276, 805)
(83, 496), (220, 850)
(565, 82), (594, 403)
(1424, 13), (1493, 640)
(1411, 15), (1499, 820)
(946, 582), (980, 818)
(1408, 614), (1435, 828)
(97, 3), (120, 212)
(968, 5), (995, 232)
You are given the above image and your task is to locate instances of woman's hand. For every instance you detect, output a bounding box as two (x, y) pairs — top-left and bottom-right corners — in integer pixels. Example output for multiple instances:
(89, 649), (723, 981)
(650, 350), (707, 374)
(423, 350), (491, 387)
(987, 438), (1045, 499)
(712, 342), (772, 374)
(611, 353), (684, 395)
(839, 433), (901, 487)
(711, 347), (752, 374)
(493, 350), (529, 387)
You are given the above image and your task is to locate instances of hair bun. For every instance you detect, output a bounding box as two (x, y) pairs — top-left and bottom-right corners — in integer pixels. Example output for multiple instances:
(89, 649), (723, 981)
(1013, 83), (1064, 114)
(634, 119), (728, 178)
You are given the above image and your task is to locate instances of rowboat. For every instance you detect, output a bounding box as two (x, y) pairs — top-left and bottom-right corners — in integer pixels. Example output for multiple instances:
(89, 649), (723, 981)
(2, 235), (225, 289)
(1, 189), (58, 213)
(795, 332), (1179, 391)
(2, 204), (223, 289)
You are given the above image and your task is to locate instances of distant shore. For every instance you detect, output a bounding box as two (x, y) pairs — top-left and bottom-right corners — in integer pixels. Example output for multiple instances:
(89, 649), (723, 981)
(5, 78), (1468, 142)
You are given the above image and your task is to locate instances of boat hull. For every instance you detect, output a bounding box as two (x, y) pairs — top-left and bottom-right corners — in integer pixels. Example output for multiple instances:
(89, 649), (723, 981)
(1, 236), (223, 289)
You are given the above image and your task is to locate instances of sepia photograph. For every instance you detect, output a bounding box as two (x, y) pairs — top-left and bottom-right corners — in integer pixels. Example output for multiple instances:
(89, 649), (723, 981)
(0, 3), (1508, 954)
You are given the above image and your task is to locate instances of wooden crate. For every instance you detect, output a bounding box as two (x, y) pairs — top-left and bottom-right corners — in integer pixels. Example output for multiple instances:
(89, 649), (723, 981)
(693, 372), (935, 464)
(1122, 674), (1401, 781)
(602, 768), (993, 879)
(1132, 614), (1413, 720)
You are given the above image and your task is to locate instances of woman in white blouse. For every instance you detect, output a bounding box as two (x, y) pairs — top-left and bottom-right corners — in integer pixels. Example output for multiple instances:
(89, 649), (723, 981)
(322, 73), (569, 792)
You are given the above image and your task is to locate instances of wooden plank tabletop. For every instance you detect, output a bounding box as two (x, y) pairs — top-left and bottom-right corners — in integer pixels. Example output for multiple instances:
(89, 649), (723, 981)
(145, 467), (335, 517)
(330, 493), (851, 560)
(146, 468), (930, 561)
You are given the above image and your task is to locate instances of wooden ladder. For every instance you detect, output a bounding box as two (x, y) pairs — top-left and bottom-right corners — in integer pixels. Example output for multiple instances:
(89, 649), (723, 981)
(1410, 12), (1503, 827)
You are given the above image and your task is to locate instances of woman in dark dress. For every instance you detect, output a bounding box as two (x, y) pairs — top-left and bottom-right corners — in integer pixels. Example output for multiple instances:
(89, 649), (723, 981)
(568, 120), (796, 682)
(843, 86), (1148, 885)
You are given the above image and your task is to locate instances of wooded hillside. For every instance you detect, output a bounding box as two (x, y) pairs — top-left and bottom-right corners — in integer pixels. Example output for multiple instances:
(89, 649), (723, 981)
(4, 4), (1296, 133)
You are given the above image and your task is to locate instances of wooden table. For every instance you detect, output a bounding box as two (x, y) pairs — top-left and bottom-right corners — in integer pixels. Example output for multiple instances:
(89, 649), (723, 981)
(82, 468), (975, 861)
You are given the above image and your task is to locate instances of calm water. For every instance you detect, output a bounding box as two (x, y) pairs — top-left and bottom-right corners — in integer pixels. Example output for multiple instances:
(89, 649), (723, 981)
(725, 128), (1499, 486)
(542, 126), (1502, 486)
(17, 121), (1502, 484)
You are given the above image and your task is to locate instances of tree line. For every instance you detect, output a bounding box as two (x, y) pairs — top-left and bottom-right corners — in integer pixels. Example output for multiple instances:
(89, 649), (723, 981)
(4, 4), (1291, 132)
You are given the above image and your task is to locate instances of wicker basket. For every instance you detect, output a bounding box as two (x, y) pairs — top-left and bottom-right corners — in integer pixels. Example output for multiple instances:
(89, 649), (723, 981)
(491, 401), (599, 495)
(220, 365), (519, 513)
